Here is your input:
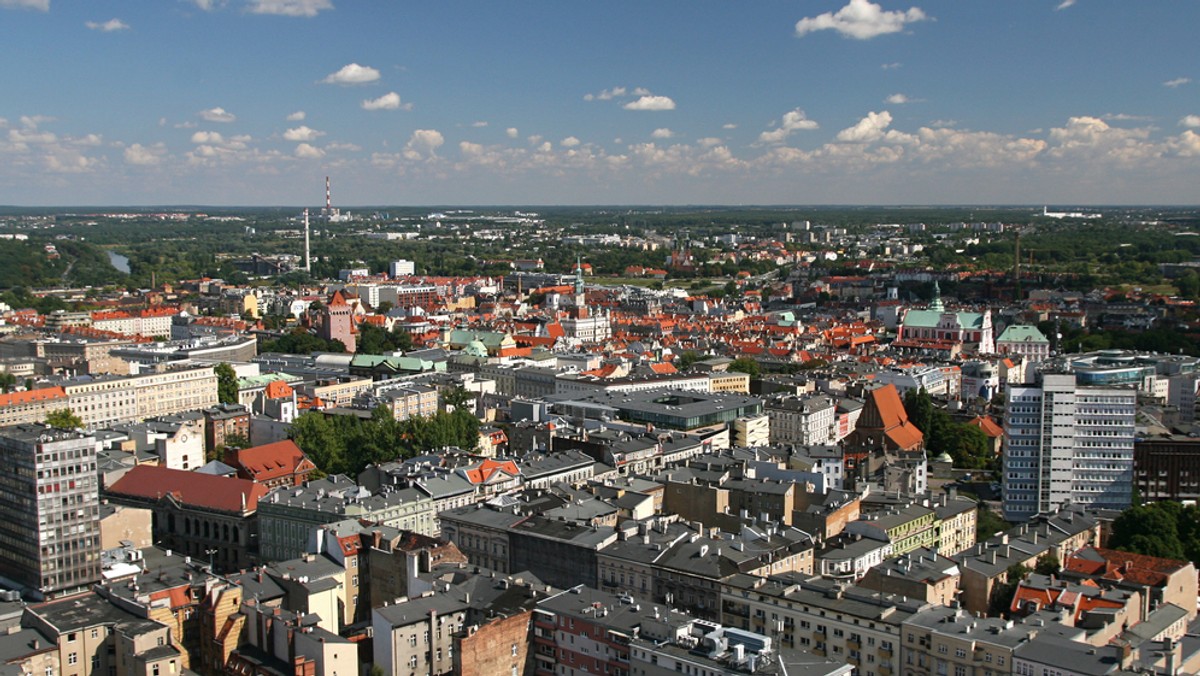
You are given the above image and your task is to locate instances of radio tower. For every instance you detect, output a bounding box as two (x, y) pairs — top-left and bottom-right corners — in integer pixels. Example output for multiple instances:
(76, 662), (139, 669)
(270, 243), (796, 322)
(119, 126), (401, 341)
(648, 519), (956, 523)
(303, 208), (312, 274)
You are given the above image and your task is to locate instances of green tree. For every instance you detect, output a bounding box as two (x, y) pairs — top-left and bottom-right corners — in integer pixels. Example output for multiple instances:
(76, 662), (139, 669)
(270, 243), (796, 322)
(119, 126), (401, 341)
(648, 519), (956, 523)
(45, 408), (84, 429)
(0, 372), (15, 394)
(1034, 553), (1061, 576)
(215, 362), (239, 405)
(676, 350), (702, 371)
(1109, 503), (1188, 561)
(441, 386), (473, 412)
(976, 506), (1009, 544)
(729, 357), (762, 378)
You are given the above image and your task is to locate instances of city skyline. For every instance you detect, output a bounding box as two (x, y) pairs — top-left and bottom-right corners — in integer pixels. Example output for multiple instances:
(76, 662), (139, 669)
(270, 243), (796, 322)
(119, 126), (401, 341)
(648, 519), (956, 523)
(0, 0), (1198, 206)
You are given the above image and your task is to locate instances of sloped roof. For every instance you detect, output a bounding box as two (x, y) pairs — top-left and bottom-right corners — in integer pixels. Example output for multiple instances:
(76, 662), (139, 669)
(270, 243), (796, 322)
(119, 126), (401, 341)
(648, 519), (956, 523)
(107, 464), (267, 513)
(0, 387), (67, 407)
(231, 440), (311, 482)
(967, 415), (1004, 438)
(997, 324), (1049, 344)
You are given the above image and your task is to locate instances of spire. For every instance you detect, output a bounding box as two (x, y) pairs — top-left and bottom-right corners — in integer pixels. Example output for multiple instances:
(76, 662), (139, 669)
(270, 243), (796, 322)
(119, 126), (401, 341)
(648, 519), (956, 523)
(574, 256), (585, 296)
(930, 280), (945, 312)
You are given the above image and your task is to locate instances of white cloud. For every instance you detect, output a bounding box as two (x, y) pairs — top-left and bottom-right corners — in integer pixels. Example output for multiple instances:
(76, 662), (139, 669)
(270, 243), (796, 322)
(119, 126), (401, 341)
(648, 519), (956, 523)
(1164, 77), (1192, 88)
(286, 111), (306, 121)
(697, 137), (723, 147)
(361, 92), (410, 111)
(247, 0), (333, 17)
(123, 143), (166, 166)
(8, 128), (57, 146)
(190, 131), (225, 145)
(1181, 115), (1200, 129)
(885, 93), (909, 104)
(623, 95), (676, 111)
(324, 142), (361, 152)
(795, 0), (929, 40)
(881, 62), (902, 70)
(1045, 116), (1157, 165)
(837, 110), (894, 142)
(283, 125), (324, 142)
(403, 129), (444, 160)
(652, 128), (675, 139)
(191, 0), (222, 10)
(506, 127), (519, 139)
(561, 136), (581, 148)
(758, 108), (819, 144)
(86, 18), (130, 31)
(198, 107), (236, 123)
(722, 123), (738, 130)
(1101, 113), (1152, 122)
(294, 143), (325, 158)
(584, 87), (627, 101)
(471, 121), (488, 128)
(1055, 0), (1076, 9)
(0, 0), (48, 10)
(322, 63), (380, 85)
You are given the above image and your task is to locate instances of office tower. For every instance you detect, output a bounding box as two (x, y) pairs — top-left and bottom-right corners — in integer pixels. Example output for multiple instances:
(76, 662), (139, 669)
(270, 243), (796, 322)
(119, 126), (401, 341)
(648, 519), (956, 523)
(1003, 373), (1136, 521)
(0, 424), (100, 599)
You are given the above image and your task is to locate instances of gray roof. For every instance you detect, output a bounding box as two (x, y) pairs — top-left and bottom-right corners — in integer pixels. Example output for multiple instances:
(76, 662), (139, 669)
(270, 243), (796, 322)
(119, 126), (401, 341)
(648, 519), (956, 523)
(1014, 633), (1127, 675)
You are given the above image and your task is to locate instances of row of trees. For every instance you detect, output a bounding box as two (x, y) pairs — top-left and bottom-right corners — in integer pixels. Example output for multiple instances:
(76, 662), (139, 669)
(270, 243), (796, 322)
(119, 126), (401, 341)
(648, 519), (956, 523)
(1108, 501), (1200, 563)
(289, 404), (480, 477)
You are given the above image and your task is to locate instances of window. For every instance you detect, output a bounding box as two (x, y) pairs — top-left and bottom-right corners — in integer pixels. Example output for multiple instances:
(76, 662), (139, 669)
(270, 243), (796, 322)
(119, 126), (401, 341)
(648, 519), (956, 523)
(409, 656), (418, 668)
(91, 629), (99, 639)
(512, 644), (519, 656)
(68, 653), (78, 666)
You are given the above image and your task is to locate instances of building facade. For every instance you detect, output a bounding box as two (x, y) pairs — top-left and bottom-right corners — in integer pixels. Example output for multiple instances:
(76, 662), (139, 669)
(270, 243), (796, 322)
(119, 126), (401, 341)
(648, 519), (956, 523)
(1002, 373), (1136, 521)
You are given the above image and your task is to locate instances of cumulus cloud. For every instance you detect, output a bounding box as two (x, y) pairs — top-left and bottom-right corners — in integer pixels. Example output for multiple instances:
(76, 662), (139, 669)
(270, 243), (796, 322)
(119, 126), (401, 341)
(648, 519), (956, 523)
(190, 131), (225, 145)
(885, 93), (910, 104)
(506, 127), (519, 139)
(1055, 0), (1076, 9)
(1181, 115), (1200, 129)
(0, 0), (49, 10)
(403, 129), (444, 160)
(561, 136), (581, 148)
(584, 87), (627, 101)
(247, 0), (333, 17)
(1164, 77), (1191, 88)
(322, 63), (380, 85)
(86, 18), (130, 31)
(837, 110), (894, 142)
(283, 125), (324, 142)
(294, 143), (325, 158)
(123, 143), (166, 166)
(361, 92), (410, 111)
(651, 128), (675, 139)
(623, 95), (676, 111)
(795, 0), (929, 40)
(758, 108), (819, 144)
(191, 0), (222, 9)
(199, 107), (236, 123)
(286, 111), (306, 121)
(1045, 116), (1157, 165)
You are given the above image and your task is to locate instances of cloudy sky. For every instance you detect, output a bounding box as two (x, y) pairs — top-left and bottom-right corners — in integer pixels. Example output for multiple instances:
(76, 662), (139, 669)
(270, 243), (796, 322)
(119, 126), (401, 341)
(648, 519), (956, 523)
(1, 0), (1198, 206)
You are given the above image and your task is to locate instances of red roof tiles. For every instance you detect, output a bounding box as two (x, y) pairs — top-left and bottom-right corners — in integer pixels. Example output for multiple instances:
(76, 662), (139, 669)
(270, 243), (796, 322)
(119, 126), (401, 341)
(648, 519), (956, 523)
(107, 464), (266, 514)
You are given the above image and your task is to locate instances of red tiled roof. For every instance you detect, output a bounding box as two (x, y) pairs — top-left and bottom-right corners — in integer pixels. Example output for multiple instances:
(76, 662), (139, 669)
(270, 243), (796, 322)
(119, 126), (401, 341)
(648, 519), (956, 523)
(263, 380), (294, 400)
(230, 440), (311, 482)
(967, 415), (1004, 438)
(0, 386), (67, 408)
(461, 459), (520, 484)
(107, 464), (266, 513)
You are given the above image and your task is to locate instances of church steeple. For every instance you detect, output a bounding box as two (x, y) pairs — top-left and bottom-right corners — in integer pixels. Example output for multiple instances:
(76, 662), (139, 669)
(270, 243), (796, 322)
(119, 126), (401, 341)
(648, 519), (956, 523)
(929, 280), (945, 313)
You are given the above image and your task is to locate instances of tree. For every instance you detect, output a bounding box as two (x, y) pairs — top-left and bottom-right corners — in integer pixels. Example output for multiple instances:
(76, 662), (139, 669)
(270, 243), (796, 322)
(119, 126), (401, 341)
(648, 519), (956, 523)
(729, 357), (761, 379)
(1109, 503), (1189, 561)
(0, 372), (15, 394)
(676, 350), (702, 371)
(441, 385), (473, 412)
(215, 362), (239, 405)
(976, 506), (1009, 543)
(1034, 553), (1061, 576)
(46, 408), (84, 429)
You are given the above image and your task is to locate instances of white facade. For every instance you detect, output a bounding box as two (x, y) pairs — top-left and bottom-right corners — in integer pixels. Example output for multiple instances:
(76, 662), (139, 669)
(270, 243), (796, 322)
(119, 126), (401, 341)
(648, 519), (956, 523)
(1002, 374), (1136, 522)
(766, 394), (836, 446)
(389, 259), (415, 277)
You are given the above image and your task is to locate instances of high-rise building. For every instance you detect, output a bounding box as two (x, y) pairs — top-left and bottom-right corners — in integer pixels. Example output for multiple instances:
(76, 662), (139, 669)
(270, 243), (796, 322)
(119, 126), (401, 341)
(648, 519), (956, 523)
(0, 424), (101, 599)
(1002, 373), (1136, 521)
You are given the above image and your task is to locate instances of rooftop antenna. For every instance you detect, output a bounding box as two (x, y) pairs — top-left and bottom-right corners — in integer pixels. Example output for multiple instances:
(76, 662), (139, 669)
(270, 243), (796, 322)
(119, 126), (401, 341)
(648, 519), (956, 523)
(303, 208), (312, 274)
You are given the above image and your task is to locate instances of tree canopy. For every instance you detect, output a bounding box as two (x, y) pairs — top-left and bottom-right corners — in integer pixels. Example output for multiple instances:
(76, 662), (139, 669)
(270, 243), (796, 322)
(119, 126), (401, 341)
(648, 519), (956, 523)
(289, 406), (480, 477)
(1108, 502), (1200, 563)
(45, 408), (84, 429)
(728, 357), (762, 378)
(903, 388), (995, 470)
(215, 362), (239, 405)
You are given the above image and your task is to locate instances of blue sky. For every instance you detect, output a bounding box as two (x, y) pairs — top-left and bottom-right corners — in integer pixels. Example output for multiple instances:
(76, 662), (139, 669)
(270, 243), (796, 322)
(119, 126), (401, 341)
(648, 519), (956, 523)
(1, 0), (1198, 206)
